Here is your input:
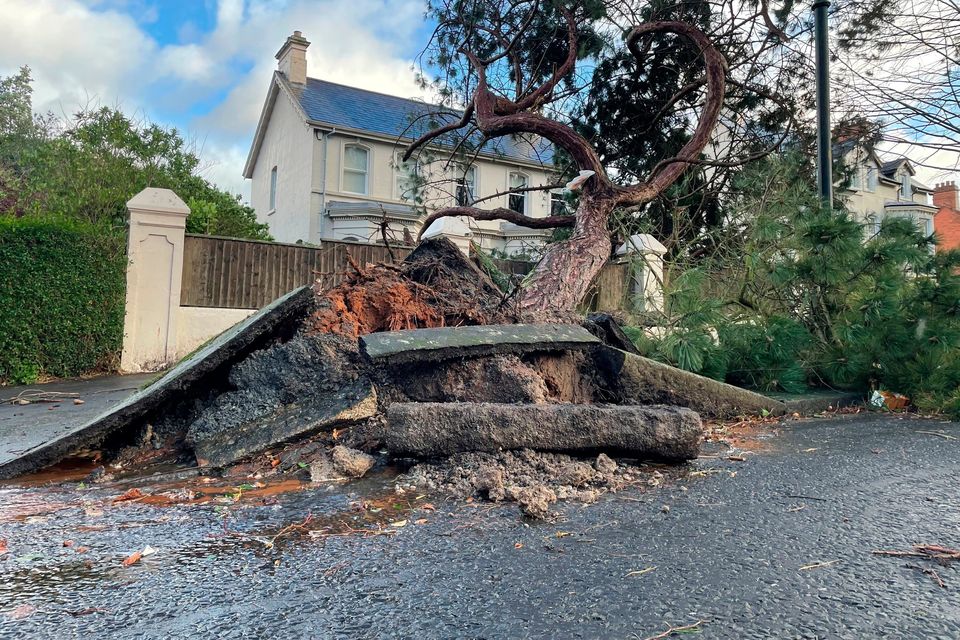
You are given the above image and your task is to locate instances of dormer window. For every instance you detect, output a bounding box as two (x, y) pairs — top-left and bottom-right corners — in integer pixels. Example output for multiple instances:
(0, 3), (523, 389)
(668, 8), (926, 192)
(866, 166), (878, 192)
(342, 144), (369, 194)
(901, 172), (912, 200)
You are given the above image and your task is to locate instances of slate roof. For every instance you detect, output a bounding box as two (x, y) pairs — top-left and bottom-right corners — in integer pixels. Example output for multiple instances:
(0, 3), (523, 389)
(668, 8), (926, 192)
(286, 76), (554, 166)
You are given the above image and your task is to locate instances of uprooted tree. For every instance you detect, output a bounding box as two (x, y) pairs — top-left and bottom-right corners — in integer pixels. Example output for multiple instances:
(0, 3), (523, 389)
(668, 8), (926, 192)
(405, 1), (730, 317)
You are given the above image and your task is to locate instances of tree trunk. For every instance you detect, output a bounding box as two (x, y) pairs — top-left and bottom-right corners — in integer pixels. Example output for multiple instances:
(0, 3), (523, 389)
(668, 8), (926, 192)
(518, 194), (615, 318)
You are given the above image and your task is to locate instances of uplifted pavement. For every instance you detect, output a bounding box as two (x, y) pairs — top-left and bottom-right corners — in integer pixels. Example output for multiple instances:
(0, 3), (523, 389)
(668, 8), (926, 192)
(1, 412), (957, 638)
(0, 373), (156, 469)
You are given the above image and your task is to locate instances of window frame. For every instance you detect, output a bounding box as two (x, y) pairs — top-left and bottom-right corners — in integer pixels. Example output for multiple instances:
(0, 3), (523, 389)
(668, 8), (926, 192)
(550, 189), (571, 216)
(455, 165), (477, 206)
(865, 212), (881, 237)
(342, 143), (370, 195)
(848, 165), (862, 191)
(269, 165), (278, 212)
(394, 152), (421, 202)
(901, 172), (913, 200)
(865, 165), (878, 192)
(508, 171), (529, 215)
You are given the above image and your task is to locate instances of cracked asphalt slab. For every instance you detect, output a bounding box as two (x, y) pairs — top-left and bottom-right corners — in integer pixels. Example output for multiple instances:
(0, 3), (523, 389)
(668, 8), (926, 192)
(0, 374), (157, 468)
(0, 412), (958, 639)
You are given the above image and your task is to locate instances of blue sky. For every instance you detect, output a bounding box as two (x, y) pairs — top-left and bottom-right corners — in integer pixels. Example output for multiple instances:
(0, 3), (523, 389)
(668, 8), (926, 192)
(1, 0), (955, 195)
(0, 0), (435, 196)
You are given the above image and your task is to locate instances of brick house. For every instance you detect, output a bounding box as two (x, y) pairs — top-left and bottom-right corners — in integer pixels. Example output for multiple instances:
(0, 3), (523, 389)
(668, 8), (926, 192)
(933, 181), (960, 252)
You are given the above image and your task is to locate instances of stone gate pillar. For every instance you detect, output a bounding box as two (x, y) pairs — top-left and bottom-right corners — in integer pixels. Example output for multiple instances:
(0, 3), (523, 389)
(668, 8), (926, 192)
(120, 188), (190, 372)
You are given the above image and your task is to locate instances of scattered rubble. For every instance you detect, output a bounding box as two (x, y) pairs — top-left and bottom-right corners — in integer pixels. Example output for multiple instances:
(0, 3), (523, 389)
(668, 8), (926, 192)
(398, 449), (668, 519)
(1, 236), (786, 520)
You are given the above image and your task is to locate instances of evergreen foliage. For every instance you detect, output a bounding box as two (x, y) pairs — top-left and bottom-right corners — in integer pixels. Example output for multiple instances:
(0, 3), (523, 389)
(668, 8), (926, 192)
(637, 152), (960, 416)
(0, 217), (126, 384)
(0, 67), (269, 240)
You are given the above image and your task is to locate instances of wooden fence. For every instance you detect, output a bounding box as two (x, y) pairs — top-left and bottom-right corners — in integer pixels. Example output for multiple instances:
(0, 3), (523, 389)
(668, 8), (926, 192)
(181, 234), (635, 313)
(181, 235), (412, 309)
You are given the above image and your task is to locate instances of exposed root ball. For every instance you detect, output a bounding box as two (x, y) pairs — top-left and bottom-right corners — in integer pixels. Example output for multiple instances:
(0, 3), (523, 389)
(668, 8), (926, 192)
(306, 237), (515, 338)
(309, 266), (444, 337)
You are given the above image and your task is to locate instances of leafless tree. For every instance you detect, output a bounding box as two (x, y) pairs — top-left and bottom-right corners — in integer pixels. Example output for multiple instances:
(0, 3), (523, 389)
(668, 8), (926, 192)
(832, 0), (960, 176)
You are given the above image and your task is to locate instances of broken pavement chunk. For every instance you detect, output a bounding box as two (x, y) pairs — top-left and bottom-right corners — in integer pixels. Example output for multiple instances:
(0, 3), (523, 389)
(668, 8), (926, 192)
(331, 445), (376, 478)
(0, 286), (315, 480)
(385, 402), (703, 461)
(361, 323), (600, 366)
(188, 333), (378, 469)
(193, 384), (377, 469)
(592, 345), (787, 418)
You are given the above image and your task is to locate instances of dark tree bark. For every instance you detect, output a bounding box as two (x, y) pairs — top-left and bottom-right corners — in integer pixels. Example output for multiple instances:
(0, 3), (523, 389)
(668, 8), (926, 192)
(406, 5), (727, 318)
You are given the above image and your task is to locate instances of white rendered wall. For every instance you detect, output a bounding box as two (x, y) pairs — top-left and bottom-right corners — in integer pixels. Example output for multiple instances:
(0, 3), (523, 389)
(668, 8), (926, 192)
(250, 89), (314, 243)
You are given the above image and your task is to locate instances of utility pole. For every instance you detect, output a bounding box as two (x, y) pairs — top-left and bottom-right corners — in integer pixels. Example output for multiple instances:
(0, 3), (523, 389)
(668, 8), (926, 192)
(813, 0), (833, 207)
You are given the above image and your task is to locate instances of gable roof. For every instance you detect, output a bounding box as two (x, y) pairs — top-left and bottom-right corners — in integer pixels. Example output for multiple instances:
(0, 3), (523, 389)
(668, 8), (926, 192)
(833, 140), (931, 192)
(243, 73), (554, 178)
(880, 158), (910, 177)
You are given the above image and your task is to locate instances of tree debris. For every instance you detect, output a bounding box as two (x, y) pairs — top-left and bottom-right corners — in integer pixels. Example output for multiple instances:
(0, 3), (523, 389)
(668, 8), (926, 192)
(640, 619), (707, 640)
(873, 544), (960, 562)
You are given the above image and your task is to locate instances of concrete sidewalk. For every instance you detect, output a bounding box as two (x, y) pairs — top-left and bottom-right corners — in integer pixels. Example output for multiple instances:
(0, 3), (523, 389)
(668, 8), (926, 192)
(0, 373), (157, 468)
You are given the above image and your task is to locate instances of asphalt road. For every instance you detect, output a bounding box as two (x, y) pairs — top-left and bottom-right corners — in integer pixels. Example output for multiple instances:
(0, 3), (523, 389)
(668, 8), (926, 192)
(0, 412), (958, 639)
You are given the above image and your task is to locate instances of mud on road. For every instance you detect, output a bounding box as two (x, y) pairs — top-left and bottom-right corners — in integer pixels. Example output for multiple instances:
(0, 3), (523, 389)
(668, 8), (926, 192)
(1, 413), (959, 639)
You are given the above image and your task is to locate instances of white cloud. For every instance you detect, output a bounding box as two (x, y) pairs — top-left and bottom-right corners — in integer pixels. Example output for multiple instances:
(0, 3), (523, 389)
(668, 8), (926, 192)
(156, 44), (220, 84)
(0, 0), (156, 113)
(0, 0), (427, 196)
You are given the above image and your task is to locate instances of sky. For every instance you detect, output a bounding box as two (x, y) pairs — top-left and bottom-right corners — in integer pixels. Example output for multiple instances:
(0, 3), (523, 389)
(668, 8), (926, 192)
(0, 0), (434, 198)
(0, 0), (955, 201)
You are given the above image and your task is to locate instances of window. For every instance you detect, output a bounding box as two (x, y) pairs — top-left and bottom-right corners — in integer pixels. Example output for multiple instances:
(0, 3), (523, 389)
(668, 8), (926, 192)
(455, 165), (477, 206)
(866, 166), (878, 192)
(901, 172), (913, 200)
(923, 217), (934, 237)
(269, 166), (278, 211)
(342, 144), (369, 194)
(508, 172), (528, 214)
(865, 213), (881, 237)
(848, 165), (861, 190)
(550, 190), (571, 216)
(395, 153), (419, 202)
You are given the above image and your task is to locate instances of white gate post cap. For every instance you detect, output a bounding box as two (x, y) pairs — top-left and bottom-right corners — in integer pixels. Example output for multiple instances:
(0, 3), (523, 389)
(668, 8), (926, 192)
(127, 187), (190, 216)
(616, 233), (667, 256)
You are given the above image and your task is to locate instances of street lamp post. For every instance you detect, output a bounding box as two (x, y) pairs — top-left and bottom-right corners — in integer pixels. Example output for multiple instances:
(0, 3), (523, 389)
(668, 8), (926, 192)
(813, 0), (833, 207)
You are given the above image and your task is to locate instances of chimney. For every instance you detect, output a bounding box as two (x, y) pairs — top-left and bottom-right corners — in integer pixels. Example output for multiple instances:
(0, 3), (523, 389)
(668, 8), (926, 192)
(276, 31), (310, 85)
(934, 181), (958, 211)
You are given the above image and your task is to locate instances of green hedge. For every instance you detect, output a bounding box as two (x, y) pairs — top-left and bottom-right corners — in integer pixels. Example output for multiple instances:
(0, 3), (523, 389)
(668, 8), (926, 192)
(0, 217), (126, 384)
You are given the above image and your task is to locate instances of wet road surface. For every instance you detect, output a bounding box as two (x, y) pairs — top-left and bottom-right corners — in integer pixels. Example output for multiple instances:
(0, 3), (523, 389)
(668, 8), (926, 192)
(1, 412), (958, 639)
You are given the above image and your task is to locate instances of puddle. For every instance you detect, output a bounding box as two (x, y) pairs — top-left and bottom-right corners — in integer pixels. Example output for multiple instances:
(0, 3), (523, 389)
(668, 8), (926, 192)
(1, 457), (102, 488)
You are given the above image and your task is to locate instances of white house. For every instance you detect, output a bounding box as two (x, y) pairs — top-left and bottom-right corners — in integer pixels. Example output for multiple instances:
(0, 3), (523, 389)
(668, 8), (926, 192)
(243, 31), (563, 256)
(835, 139), (937, 238)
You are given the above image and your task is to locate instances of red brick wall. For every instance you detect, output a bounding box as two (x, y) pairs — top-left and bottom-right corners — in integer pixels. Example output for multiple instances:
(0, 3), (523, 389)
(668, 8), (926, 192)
(934, 182), (960, 252)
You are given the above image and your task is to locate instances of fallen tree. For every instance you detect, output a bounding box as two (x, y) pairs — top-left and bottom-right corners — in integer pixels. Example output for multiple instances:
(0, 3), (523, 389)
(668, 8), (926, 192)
(403, 1), (729, 317)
